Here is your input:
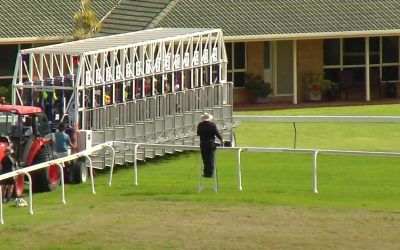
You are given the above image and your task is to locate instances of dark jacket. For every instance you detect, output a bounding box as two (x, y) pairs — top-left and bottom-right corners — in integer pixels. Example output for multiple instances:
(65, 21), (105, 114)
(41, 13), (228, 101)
(197, 121), (222, 142)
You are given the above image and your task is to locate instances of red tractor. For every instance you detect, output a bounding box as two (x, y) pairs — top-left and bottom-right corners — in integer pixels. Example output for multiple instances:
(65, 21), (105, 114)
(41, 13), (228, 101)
(0, 105), (60, 196)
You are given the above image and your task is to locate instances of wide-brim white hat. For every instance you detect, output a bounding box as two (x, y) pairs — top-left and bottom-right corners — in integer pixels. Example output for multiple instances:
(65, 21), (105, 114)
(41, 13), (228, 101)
(201, 113), (213, 121)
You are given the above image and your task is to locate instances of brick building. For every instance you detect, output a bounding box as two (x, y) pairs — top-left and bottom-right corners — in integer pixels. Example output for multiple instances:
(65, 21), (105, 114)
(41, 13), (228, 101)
(100, 0), (400, 104)
(2, 0), (400, 105)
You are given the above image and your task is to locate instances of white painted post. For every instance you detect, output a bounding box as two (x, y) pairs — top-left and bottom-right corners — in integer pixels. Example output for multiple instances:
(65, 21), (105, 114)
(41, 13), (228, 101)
(134, 144), (139, 185)
(365, 37), (370, 101)
(237, 148), (243, 191)
(83, 155), (96, 194)
(313, 150), (319, 194)
(107, 145), (116, 186)
(24, 172), (33, 215)
(0, 186), (3, 224)
(293, 40), (298, 104)
(54, 163), (66, 204)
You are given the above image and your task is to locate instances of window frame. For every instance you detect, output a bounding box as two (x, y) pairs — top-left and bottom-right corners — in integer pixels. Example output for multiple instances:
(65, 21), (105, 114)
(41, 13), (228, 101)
(226, 42), (247, 88)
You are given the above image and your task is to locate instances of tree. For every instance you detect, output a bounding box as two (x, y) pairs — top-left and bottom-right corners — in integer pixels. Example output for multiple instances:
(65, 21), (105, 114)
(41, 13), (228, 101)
(73, 0), (101, 40)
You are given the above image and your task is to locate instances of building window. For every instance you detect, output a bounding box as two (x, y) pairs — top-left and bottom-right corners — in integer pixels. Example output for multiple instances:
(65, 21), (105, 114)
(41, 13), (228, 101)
(382, 66), (399, 81)
(0, 45), (18, 77)
(343, 38), (365, 65)
(264, 42), (270, 69)
(0, 44), (32, 87)
(323, 39), (340, 65)
(369, 37), (380, 64)
(382, 36), (399, 63)
(226, 42), (246, 87)
(323, 37), (400, 84)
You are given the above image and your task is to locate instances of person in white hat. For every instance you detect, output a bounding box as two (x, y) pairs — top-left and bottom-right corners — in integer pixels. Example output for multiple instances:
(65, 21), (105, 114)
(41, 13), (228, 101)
(197, 113), (222, 178)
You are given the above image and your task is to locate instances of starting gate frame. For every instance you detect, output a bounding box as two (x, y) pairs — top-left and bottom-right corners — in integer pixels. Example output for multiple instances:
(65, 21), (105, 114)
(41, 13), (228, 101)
(11, 28), (234, 166)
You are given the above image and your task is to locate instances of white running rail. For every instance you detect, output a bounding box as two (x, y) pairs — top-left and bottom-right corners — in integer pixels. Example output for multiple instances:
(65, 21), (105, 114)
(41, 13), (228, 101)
(3, 135), (400, 224)
(0, 142), (115, 224)
(233, 115), (400, 123)
(112, 141), (400, 200)
(233, 115), (400, 149)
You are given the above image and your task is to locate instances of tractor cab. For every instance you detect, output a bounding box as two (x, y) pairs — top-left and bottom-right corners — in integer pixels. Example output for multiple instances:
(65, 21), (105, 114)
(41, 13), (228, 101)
(0, 105), (58, 195)
(0, 105), (52, 165)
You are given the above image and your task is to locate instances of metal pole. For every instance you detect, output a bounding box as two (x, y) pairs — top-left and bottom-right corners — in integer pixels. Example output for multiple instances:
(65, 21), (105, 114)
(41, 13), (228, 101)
(313, 150), (319, 194)
(11, 52), (21, 106)
(54, 163), (66, 204)
(0, 186), (3, 224)
(293, 122), (297, 149)
(134, 144), (139, 185)
(365, 37), (370, 101)
(292, 40), (298, 104)
(83, 155), (96, 194)
(106, 145), (116, 186)
(237, 148), (243, 191)
(23, 172), (34, 215)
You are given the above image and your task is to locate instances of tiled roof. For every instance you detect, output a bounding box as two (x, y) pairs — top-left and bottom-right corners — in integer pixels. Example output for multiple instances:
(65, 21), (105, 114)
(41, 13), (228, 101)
(0, 0), (119, 39)
(156, 0), (400, 37)
(99, 0), (171, 35)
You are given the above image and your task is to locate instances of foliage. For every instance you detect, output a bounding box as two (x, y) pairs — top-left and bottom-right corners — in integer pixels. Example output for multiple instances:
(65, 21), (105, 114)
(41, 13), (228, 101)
(245, 74), (272, 98)
(0, 86), (10, 98)
(73, 0), (101, 40)
(304, 72), (337, 92)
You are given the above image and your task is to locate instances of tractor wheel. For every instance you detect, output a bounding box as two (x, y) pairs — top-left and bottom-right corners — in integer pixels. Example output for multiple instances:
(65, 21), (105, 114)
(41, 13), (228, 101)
(72, 158), (88, 184)
(32, 148), (60, 192)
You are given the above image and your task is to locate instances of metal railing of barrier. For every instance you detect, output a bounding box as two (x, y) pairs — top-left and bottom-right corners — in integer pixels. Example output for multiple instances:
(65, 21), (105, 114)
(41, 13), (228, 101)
(0, 142), (115, 225)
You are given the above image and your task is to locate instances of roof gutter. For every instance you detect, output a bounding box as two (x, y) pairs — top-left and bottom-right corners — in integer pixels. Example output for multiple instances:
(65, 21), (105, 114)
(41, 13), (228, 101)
(225, 29), (400, 42)
(0, 36), (69, 45)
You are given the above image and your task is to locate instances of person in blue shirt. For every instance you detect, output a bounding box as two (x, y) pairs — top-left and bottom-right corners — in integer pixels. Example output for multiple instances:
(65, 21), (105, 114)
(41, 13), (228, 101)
(54, 123), (75, 158)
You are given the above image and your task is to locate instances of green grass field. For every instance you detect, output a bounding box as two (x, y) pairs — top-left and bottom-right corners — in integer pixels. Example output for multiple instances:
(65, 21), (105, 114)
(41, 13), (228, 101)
(1, 104), (400, 249)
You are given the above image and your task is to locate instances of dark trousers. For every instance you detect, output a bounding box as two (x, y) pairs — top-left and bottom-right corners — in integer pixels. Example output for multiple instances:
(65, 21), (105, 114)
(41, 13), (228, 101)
(200, 141), (216, 177)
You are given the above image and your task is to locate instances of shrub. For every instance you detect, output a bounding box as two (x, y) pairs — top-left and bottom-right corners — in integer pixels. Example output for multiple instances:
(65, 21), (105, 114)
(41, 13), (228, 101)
(245, 74), (272, 98)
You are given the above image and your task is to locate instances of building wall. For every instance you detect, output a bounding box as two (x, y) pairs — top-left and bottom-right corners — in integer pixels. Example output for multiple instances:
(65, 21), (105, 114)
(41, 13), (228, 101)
(297, 39), (324, 101)
(247, 42), (264, 77)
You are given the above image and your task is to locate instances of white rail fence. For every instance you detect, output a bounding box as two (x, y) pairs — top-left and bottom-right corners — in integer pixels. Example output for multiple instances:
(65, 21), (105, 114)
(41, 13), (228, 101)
(2, 115), (400, 224)
(117, 142), (400, 192)
(2, 142), (400, 224)
(0, 142), (115, 224)
(233, 115), (400, 148)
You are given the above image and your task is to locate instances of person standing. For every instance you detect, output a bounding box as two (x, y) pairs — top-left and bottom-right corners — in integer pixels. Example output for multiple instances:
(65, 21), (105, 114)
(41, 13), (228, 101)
(197, 113), (222, 178)
(1, 148), (15, 203)
(54, 123), (75, 158)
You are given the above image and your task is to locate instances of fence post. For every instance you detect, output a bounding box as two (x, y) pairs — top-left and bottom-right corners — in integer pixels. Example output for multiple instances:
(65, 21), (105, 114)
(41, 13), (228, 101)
(237, 148), (243, 191)
(53, 163), (66, 204)
(21, 172), (34, 215)
(134, 144), (139, 185)
(82, 155), (96, 194)
(313, 150), (319, 194)
(0, 186), (3, 224)
(106, 144), (116, 186)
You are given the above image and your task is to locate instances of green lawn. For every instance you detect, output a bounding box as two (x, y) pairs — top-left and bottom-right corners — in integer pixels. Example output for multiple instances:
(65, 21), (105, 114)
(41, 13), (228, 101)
(1, 103), (400, 249)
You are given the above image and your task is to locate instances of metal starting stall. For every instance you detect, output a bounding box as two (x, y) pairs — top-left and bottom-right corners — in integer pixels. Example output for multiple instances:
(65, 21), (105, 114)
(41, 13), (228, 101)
(12, 28), (234, 168)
